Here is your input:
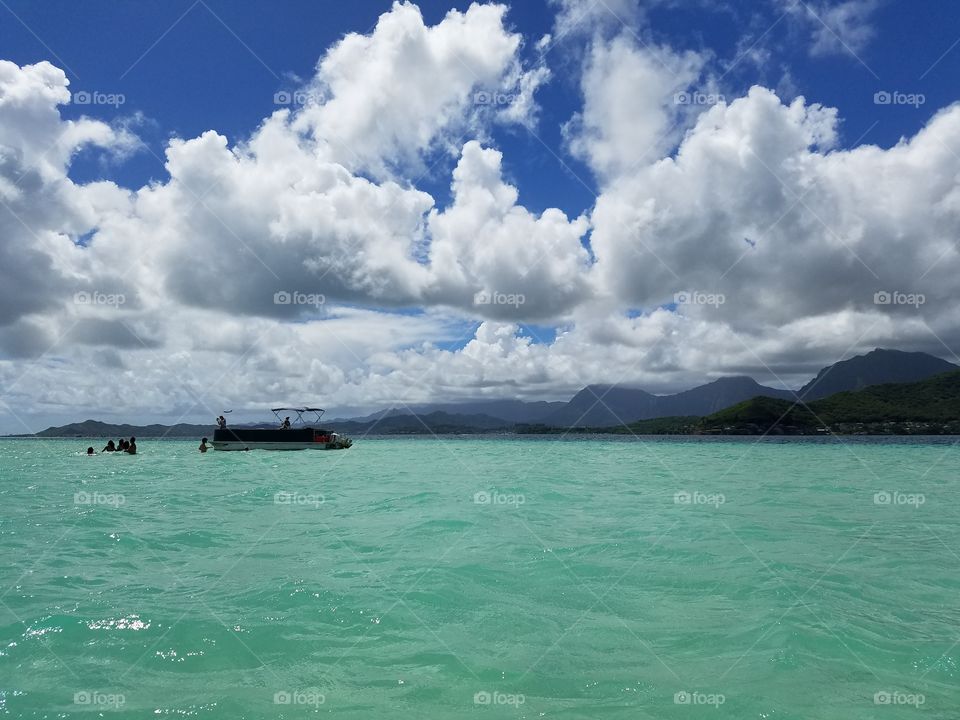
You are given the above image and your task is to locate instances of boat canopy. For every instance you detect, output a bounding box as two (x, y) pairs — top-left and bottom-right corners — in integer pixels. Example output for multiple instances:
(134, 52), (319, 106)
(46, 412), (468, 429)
(270, 407), (326, 425)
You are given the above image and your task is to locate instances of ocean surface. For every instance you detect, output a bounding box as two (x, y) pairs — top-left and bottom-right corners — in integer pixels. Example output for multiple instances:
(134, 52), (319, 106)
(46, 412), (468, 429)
(1, 435), (959, 719)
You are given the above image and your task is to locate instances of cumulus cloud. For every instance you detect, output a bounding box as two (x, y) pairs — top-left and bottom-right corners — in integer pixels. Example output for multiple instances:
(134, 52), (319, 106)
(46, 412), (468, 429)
(424, 141), (591, 319)
(293, 1), (543, 175)
(588, 85), (960, 339)
(564, 36), (705, 181)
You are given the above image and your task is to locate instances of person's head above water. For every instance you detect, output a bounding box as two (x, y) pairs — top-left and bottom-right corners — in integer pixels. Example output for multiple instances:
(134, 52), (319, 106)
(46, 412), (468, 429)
(86, 447), (94, 455)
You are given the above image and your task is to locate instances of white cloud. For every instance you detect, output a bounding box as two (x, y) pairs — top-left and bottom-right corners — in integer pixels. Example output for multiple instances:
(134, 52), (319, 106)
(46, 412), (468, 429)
(564, 35), (705, 181)
(782, 0), (879, 58)
(550, 0), (643, 39)
(424, 140), (592, 319)
(292, 1), (537, 175)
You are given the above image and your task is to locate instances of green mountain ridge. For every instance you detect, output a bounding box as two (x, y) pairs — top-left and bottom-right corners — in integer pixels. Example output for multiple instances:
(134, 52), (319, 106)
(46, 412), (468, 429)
(699, 370), (960, 434)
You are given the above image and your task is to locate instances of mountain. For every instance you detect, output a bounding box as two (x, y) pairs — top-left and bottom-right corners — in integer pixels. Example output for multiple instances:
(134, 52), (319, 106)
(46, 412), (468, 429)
(335, 399), (564, 425)
(329, 411), (510, 434)
(33, 419), (211, 438)
(701, 370), (960, 434)
(798, 348), (956, 400)
(542, 377), (796, 427)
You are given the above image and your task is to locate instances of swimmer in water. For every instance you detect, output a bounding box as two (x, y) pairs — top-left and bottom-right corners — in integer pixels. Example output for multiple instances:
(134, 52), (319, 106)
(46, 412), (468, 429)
(199, 437), (209, 453)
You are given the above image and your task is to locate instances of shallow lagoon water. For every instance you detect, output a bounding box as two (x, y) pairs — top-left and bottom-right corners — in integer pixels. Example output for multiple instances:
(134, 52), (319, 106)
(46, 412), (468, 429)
(1, 436), (959, 718)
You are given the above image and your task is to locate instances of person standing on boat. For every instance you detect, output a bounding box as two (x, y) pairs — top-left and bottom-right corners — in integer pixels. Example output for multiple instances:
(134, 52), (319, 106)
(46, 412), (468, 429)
(216, 415), (227, 429)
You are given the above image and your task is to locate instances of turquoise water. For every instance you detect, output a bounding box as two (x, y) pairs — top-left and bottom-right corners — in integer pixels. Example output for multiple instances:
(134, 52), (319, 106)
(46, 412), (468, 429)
(1, 436), (959, 719)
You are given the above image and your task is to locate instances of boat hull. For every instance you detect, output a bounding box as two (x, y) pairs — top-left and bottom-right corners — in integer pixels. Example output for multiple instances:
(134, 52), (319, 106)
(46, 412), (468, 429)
(211, 427), (351, 451)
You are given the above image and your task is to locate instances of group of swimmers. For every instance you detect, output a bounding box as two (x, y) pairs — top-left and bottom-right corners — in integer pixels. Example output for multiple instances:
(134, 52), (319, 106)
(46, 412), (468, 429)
(86, 437), (137, 455)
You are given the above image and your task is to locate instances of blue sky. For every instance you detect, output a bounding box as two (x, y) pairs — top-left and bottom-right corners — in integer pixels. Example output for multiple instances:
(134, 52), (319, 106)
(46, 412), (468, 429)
(2, 0), (960, 430)
(3, 0), (956, 216)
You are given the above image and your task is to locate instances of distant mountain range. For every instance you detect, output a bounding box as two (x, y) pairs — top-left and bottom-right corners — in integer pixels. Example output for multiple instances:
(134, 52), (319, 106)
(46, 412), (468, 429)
(699, 369), (960, 435)
(15, 348), (958, 437)
(797, 349), (956, 400)
(331, 349), (956, 433)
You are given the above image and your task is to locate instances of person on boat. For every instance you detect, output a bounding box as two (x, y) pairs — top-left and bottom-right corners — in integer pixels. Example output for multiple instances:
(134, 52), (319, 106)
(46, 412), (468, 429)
(199, 437), (209, 453)
(216, 415), (227, 429)
(102, 440), (116, 452)
(281, 416), (291, 429)
(126, 437), (137, 455)
(86, 447), (95, 455)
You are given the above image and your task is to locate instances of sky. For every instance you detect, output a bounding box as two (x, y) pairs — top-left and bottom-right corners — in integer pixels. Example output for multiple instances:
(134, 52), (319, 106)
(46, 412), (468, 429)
(1, 0), (959, 431)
